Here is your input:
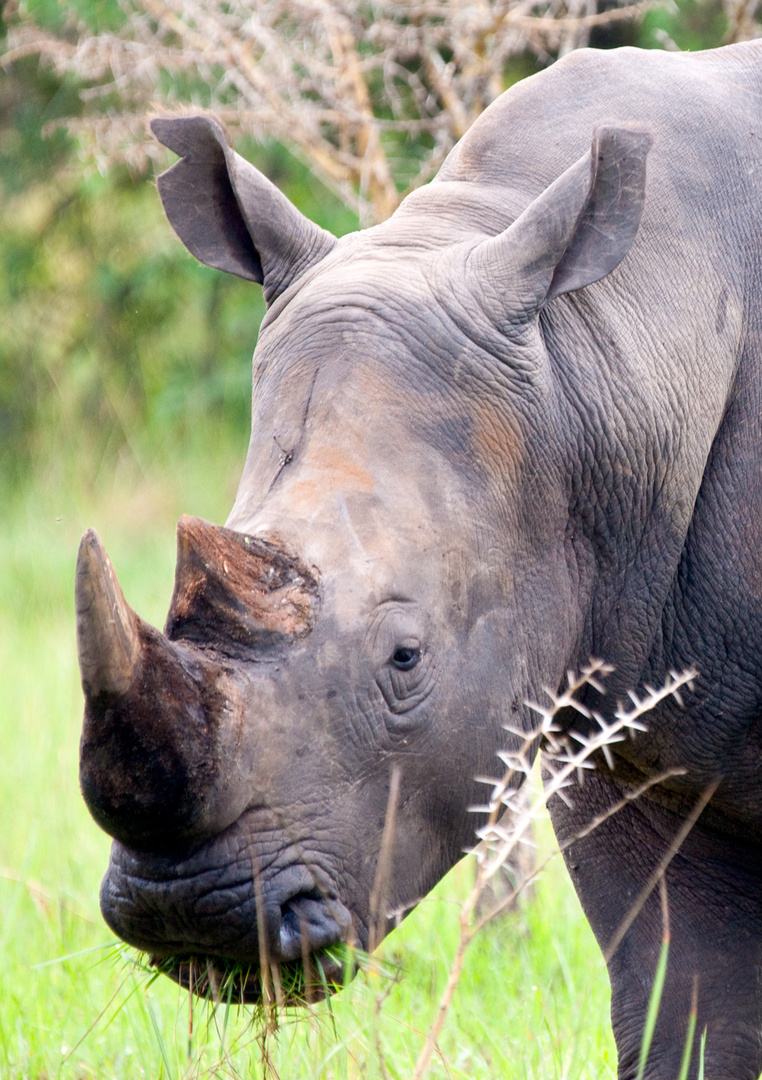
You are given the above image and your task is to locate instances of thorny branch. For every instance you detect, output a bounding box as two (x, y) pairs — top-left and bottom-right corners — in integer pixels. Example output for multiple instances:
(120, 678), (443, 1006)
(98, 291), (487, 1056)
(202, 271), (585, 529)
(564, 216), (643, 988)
(410, 661), (700, 1080)
(0, 0), (708, 225)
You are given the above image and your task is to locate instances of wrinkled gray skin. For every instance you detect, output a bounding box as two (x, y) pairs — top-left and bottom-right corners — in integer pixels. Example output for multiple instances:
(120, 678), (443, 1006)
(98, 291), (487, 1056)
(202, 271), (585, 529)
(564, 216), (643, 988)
(76, 44), (762, 1080)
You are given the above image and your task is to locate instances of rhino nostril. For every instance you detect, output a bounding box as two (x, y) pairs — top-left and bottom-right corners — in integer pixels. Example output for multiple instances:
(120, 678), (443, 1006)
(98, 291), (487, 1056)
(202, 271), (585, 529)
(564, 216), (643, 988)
(278, 889), (348, 962)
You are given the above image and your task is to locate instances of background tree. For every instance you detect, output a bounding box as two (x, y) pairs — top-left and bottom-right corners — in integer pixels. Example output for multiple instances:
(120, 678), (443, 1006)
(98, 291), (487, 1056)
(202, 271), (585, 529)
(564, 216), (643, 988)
(5, 0), (749, 226)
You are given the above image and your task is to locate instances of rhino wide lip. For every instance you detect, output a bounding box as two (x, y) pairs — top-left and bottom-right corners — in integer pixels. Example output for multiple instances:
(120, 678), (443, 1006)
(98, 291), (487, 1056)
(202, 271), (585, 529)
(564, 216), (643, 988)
(100, 811), (355, 998)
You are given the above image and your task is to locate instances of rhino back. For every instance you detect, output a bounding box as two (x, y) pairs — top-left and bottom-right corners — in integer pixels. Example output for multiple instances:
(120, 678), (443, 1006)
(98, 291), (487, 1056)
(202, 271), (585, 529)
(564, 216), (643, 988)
(439, 43), (762, 208)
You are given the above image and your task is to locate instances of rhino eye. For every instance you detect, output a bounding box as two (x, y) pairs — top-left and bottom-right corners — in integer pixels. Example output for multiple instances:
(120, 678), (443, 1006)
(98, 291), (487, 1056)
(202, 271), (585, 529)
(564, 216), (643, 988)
(391, 645), (421, 671)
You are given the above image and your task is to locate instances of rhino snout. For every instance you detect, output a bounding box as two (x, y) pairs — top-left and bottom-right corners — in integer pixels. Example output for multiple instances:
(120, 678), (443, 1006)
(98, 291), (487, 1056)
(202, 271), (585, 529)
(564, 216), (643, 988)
(100, 833), (353, 1003)
(278, 888), (354, 961)
(75, 519), (317, 853)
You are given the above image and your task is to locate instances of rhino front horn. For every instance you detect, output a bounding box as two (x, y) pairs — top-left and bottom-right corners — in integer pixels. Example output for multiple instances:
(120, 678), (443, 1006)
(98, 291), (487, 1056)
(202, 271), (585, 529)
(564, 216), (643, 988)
(76, 529), (241, 853)
(75, 529), (140, 701)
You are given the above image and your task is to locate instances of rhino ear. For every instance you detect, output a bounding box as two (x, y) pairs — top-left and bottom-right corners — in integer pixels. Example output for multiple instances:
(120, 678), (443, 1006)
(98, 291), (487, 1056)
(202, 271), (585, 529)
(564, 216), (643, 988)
(470, 125), (652, 323)
(150, 115), (337, 304)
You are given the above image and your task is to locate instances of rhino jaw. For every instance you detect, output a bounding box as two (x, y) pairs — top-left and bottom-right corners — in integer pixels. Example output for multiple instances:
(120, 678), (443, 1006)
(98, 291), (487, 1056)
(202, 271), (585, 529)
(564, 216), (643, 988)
(100, 831), (355, 1005)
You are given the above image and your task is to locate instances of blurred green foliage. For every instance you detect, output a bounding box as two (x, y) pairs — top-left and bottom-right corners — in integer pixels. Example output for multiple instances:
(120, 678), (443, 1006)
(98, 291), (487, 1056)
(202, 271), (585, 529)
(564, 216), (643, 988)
(639, 0), (729, 51)
(0, 11), (357, 497)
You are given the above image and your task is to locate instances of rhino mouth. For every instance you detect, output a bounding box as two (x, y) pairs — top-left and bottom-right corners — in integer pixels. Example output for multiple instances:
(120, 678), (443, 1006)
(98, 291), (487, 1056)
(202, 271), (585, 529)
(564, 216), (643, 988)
(149, 948), (346, 1006)
(100, 812), (356, 1001)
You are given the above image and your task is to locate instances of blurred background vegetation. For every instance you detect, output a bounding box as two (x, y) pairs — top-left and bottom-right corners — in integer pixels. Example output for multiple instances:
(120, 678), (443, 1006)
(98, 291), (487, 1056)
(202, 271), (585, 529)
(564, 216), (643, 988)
(0, 1), (759, 1076)
(0, 9), (359, 501)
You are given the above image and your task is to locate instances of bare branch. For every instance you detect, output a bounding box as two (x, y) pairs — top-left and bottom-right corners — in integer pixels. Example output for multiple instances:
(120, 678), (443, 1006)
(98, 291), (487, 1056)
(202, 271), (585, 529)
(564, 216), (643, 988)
(3, 0), (669, 223)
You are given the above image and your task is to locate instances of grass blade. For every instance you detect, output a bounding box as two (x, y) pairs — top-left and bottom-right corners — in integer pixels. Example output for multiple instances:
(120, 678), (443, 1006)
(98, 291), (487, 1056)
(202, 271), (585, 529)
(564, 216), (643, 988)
(698, 1028), (707, 1080)
(636, 877), (670, 1080)
(315, 956), (338, 1042)
(630, 937), (669, 1080)
(30, 940), (119, 969)
(146, 994), (175, 1080)
(675, 981), (698, 1080)
(635, 936), (668, 1080)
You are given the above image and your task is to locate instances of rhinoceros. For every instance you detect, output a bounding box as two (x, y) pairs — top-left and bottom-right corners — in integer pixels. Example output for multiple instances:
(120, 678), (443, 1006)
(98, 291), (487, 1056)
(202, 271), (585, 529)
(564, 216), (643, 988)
(75, 41), (762, 1080)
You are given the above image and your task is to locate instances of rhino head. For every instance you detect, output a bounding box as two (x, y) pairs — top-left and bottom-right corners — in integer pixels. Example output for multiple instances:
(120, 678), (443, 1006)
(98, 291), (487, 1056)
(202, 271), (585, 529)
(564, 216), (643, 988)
(76, 114), (650, 1000)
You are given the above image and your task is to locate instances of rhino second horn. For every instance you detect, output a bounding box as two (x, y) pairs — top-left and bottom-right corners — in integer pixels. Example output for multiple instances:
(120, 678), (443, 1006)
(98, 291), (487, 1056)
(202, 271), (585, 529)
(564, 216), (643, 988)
(75, 529), (140, 701)
(165, 514), (318, 649)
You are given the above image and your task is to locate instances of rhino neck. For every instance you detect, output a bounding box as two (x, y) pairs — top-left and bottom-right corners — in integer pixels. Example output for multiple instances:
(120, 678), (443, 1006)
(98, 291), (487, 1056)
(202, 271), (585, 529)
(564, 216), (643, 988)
(542, 273), (742, 696)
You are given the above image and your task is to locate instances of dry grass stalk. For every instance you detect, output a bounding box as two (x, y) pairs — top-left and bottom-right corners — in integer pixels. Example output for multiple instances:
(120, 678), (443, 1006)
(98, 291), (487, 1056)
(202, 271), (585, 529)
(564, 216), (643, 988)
(368, 765), (401, 954)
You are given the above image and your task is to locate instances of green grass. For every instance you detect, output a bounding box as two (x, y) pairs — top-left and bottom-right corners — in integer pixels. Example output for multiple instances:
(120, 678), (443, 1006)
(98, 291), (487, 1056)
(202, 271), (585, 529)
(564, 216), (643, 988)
(0, 453), (616, 1079)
